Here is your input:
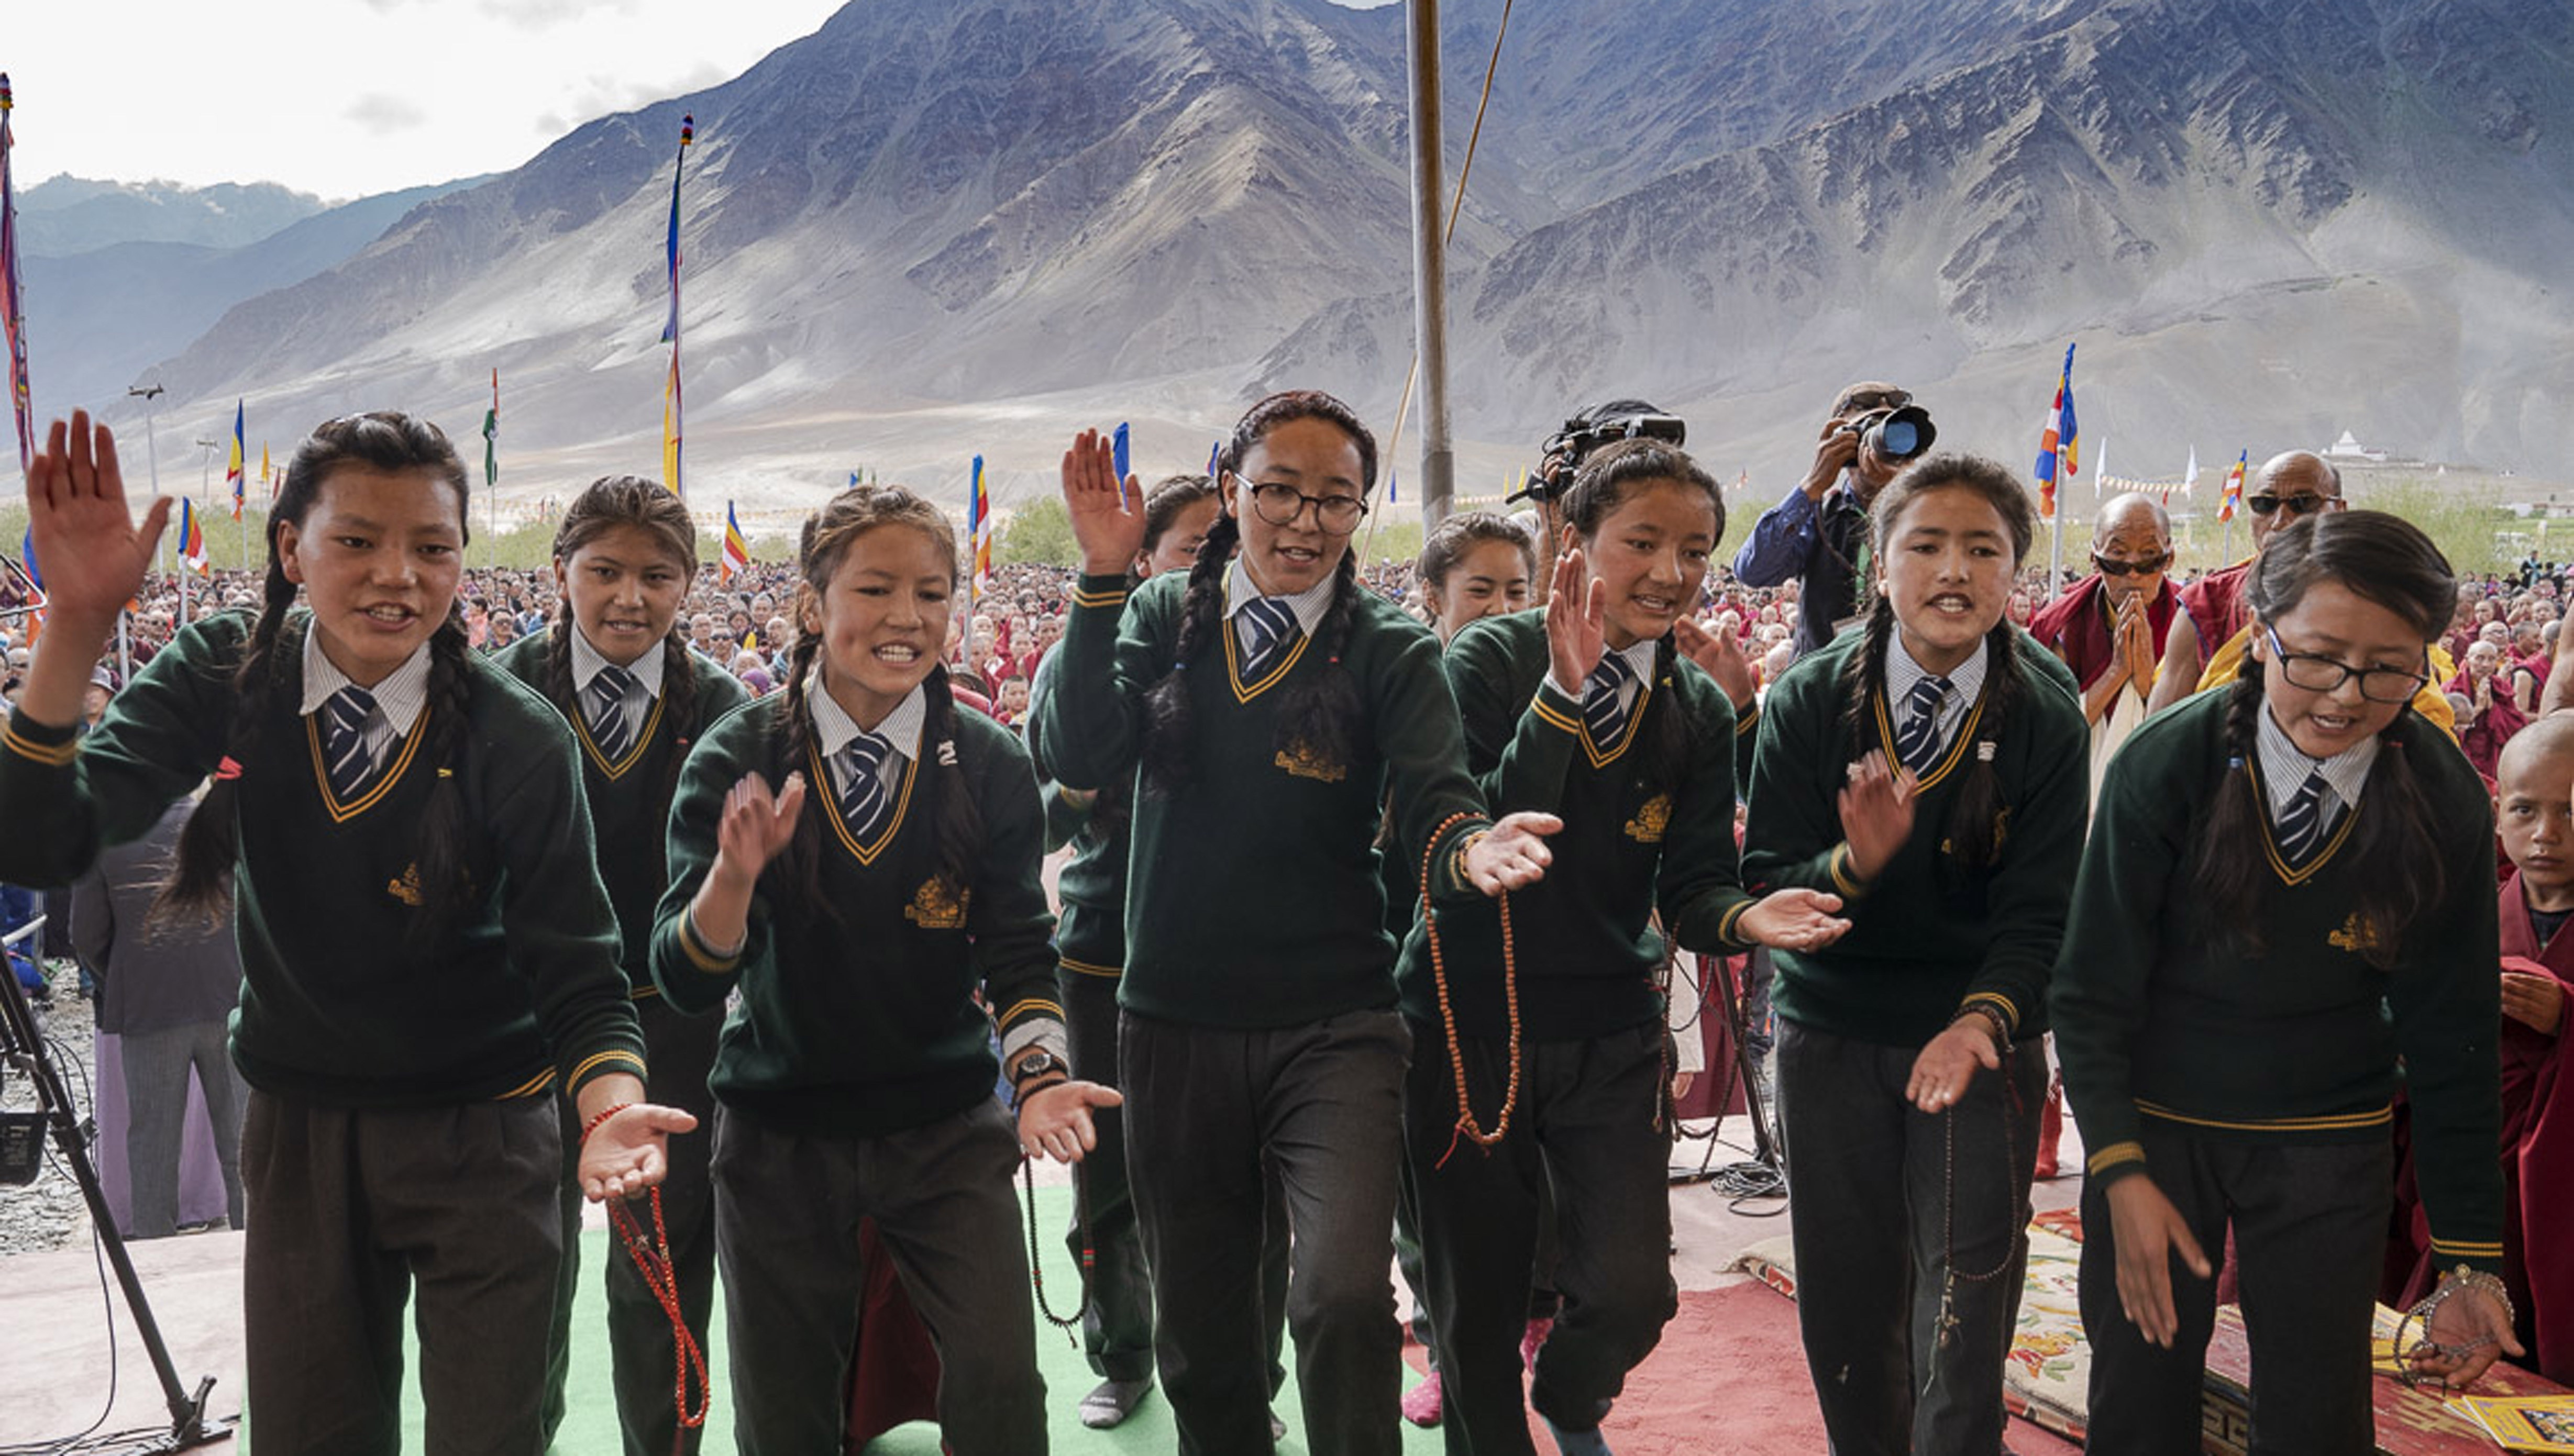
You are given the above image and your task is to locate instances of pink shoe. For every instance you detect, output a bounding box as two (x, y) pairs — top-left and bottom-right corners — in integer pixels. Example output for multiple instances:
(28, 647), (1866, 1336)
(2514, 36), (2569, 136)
(1401, 1369), (1444, 1427)
(1522, 1317), (1555, 1371)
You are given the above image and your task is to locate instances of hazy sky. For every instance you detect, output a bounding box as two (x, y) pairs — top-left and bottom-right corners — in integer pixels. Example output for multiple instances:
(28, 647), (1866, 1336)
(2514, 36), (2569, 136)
(6, 0), (1401, 202)
(6, 0), (851, 199)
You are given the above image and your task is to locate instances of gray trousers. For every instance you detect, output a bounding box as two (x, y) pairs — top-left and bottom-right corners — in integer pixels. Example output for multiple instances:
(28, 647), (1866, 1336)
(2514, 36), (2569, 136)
(1122, 1007), (1411, 1456)
(2079, 1132), (2390, 1455)
(1775, 1019), (2047, 1456)
(711, 1102), (1045, 1456)
(121, 1018), (246, 1238)
(241, 1090), (565, 1456)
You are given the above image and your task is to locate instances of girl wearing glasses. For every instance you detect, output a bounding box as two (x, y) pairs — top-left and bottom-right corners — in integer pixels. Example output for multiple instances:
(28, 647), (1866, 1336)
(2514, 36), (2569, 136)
(2053, 510), (2516, 1451)
(1041, 392), (1560, 1456)
(1742, 453), (2090, 1455)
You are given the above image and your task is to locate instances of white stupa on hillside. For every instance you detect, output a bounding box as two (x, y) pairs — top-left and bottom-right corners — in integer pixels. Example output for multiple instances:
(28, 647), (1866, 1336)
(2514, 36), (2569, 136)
(2324, 429), (2390, 463)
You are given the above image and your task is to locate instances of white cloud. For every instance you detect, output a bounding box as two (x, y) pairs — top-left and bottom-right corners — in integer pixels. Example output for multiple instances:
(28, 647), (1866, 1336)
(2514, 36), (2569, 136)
(476, 0), (645, 31)
(534, 62), (730, 136)
(346, 94), (432, 135)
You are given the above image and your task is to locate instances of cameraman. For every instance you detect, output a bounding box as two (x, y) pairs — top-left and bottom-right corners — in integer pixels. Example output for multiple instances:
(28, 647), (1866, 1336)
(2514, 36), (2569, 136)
(1730, 382), (1925, 658)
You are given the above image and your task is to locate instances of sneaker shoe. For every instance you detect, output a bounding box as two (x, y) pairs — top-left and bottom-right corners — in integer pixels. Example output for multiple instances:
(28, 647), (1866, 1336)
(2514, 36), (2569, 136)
(1077, 1376), (1154, 1429)
(1400, 1369), (1444, 1427)
(1521, 1316), (1554, 1371)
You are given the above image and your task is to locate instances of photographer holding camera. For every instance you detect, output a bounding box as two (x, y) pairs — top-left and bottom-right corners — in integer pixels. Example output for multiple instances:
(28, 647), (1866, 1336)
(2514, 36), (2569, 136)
(1730, 382), (1935, 659)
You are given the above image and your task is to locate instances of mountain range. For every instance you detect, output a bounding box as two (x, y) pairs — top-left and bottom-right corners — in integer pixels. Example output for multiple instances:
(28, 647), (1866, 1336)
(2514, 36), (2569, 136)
(28, 0), (2574, 515)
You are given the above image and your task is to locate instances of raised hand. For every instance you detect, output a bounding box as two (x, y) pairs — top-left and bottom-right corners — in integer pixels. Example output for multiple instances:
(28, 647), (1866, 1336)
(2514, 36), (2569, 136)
(1060, 428), (1146, 575)
(1674, 614), (1756, 709)
(1544, 548), (1607, 697)
(1018, 1079), (1124, 1164)
(1736, 887), (1850, 954)
(25, 411), (169, 626)
(714, 771), (805, 882)
(1464, 810), (1564, 895)
(1836, 750), (1917, 881)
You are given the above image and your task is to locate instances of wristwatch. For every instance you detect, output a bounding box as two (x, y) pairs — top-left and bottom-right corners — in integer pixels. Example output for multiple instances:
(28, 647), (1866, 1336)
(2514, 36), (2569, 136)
(1010, 1049), (1067, 1087)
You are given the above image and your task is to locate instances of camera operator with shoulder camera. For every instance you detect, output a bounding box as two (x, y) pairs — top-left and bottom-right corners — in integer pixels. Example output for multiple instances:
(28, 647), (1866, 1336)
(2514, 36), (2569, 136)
(1730, 382), (1935, 659)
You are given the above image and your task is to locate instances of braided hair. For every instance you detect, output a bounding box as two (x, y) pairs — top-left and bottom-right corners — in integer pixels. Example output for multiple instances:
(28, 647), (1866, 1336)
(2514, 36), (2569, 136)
(543, 475), (703, 831)
(773, 484), (979, 916)
(2184, 510), (2455, 968)
(1837, 452), (2037, 882)
(160, 412), (476, 939)
(1555, 438), (1725, 795)
(1141, 390), (1375, 794)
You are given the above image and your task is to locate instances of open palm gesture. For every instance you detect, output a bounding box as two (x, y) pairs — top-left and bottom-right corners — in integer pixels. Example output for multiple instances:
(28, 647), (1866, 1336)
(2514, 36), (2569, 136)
(27, 411), (170, 626)
(1060, 428), (1146, 575)
(1545, 547), (1607, 696)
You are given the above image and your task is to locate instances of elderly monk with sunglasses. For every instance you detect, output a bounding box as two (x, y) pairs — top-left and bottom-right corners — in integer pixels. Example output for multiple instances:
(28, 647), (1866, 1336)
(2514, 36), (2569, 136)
(2144, 451), (2459, 737)
(2032, 492), (2177, 728)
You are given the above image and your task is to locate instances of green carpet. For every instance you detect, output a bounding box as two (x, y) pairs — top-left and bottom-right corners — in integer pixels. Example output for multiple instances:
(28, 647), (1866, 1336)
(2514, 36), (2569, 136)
(259, 1183), (1445, 1453)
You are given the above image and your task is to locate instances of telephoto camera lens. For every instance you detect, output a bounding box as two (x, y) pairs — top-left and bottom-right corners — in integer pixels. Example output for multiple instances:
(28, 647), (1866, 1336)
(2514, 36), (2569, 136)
(1861, 404), (1936, 461)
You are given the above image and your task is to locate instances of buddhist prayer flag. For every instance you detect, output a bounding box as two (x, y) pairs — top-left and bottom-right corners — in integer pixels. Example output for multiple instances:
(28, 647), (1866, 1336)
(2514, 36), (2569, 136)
(1, 75), (30, 473)
(720, 501), (750, 585)
(2217, 449), (2248, 524)
(660, 115), (693, 497)
(966, 454), (993, 612)
(2034, 343), (2078, 519)
(178, 497), (208, 575)
(227, 402), (245, 520)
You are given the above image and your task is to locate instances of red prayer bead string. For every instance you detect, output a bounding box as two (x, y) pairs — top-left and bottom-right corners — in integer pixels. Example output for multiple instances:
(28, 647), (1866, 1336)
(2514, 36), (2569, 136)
(1423, 810), (1521, 1169)
(609, 1189), (710, 1449)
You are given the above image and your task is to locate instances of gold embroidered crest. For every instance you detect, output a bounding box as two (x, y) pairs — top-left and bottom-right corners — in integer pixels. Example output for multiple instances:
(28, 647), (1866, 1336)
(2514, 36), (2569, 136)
(386, 863), (423, 906)
(1274, 739), (1347, 783)
(904, 877), (970, 930)
(1623, 794), (1672, 843)
(2328, 913), (2381, 954)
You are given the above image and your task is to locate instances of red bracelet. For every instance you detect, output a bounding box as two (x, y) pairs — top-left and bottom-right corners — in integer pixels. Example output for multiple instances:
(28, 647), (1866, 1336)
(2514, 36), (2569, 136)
(582, 1102), (635, 1143)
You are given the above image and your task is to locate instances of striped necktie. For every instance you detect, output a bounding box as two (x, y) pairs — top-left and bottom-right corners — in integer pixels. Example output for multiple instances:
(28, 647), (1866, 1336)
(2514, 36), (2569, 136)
(2275, 771), (2330, 867)
(1584, 652), (1636, 747)
(322, 686), (380, 800)
(587, 663), (637, 760)
(837, 733), (894, 843)
(1240, 596), (1298, 680)
(1893, 674), (1951, 775)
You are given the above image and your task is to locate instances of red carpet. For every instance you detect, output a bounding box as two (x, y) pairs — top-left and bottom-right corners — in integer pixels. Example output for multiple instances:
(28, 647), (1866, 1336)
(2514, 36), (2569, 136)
(1469, 1281), (2082, 1455)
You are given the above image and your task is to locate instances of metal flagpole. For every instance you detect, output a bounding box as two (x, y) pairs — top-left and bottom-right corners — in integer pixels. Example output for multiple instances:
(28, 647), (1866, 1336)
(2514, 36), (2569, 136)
(1405, 0), (1455, 529)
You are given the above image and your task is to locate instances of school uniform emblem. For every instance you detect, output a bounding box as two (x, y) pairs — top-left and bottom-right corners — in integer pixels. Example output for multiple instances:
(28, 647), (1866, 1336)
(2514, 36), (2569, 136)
(1623, 794), (1671, 843)
(903, 877), (970, 930)
(2327, 913), (2381, 954)
(1274, 739), (1347, 783)
(386, 863), (424, 906)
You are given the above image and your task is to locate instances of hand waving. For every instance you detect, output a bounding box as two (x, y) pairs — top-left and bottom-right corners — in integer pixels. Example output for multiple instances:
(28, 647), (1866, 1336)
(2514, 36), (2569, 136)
(1836, 750), (1918, 881)
(1674, 614), (1757, 709)
(1544, 548), (1607, 697)
(1060, 429), (1146, 575)
(27, 411), (169, 627)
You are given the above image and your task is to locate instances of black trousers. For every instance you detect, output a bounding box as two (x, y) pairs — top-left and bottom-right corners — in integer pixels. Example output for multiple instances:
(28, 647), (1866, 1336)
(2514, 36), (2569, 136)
(241, 1090), (564, 1456)
(1404, 1017), (1676, 1455)
(2079, 1129), (2391, 1455)
(1059, 967), (1290, 1388)
(1775, 1019), (2048, 1456)
(1122, 1006), (1410, 1456)
(711, 1102), (1045, 1456)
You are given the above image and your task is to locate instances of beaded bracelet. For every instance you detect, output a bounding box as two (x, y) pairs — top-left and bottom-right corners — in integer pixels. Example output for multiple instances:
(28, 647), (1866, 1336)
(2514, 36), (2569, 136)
(1950, 1004), (2012, 1058)
(582, 1102), (635, 1143)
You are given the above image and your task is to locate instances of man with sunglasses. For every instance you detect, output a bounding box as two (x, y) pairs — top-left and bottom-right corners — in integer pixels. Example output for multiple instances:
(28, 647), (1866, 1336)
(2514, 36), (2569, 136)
(2145, 451), (2345, 715)
(1731, 382), (1917, 659)
(2032, 492), (2178, 728)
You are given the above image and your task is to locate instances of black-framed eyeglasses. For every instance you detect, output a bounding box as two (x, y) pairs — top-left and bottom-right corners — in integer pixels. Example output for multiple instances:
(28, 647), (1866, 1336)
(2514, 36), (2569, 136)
(2092, 551), (2171, 577)
(2263, 627), (2429, 703)
(1235, 474), (1367, 536)
(2246, 493), (2334, 517)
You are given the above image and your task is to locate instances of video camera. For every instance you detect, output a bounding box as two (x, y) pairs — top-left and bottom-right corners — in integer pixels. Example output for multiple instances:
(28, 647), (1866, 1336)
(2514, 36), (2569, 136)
(1511, 399), (1688, 505)
(1841, 401), (1936, 463)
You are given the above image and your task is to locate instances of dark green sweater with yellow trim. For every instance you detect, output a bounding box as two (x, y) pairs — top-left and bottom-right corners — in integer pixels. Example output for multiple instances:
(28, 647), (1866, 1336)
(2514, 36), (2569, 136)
(648, 693), (1060, 1137)
(1741, 626), (2088, 1048)
(2049, 690), (2503, 1272)
(1396, 610), (1758, 1042)
(1028, 645), (1131, 977)
(0, 612), (645, 1107)
(493, 631), (752, 999)
(1033, 570), (1493, 1029)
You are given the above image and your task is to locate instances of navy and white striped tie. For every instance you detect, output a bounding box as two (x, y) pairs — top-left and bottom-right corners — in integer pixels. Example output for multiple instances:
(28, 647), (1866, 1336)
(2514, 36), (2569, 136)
(1892, 675), (1951, 775)
(1240, 596), (1298, 680)
(2276, 771), (2330, 866)
(1584, 652), (1636, 747)
(837, 733), (893, 842)
(587, 664), (636, 760)
(322, 686), (380, 800)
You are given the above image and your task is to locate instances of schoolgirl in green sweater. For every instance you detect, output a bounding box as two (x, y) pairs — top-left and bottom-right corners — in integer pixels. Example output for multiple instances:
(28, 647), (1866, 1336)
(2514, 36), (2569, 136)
(1039, 392), (1559, 1456)
(494, 475), (749, 1456)
(2052, 509), (2517, 1451)
(650, 483), (1117, 1456)
(1742, 452), (2090, 1455)
(0, 411), (683, 1452)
